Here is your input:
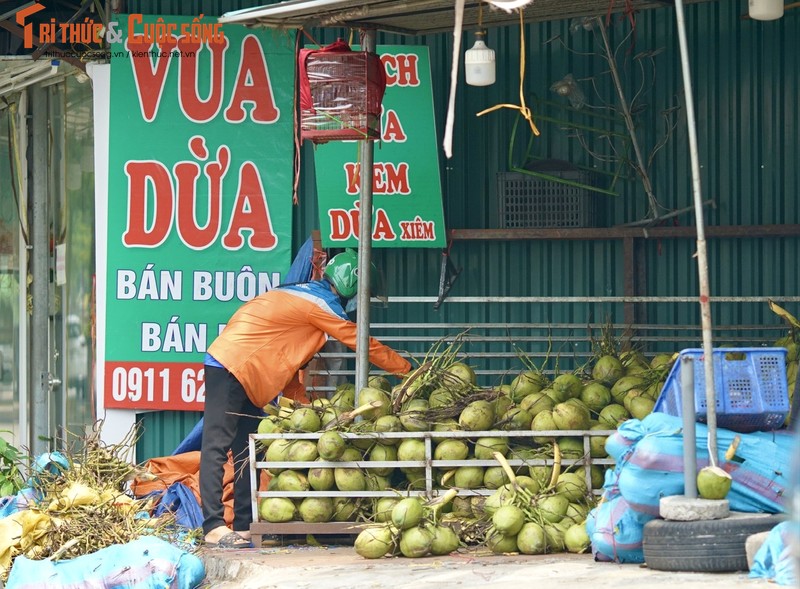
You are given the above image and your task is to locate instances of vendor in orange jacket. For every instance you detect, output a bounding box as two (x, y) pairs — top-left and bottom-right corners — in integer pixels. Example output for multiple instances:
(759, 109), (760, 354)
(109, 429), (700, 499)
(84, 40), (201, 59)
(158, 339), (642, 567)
(200, 250), (411, 548)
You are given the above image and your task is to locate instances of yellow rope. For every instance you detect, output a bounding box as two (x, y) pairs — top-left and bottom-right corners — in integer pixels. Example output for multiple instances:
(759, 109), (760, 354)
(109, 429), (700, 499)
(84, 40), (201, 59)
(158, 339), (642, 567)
(476, 8), (540, 137)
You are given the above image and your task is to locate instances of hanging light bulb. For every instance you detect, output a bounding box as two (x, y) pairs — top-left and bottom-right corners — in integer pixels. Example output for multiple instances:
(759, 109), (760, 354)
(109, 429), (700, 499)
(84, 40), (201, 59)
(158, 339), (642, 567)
(748, 0), (784, 20)
(465, 30), (496, 86)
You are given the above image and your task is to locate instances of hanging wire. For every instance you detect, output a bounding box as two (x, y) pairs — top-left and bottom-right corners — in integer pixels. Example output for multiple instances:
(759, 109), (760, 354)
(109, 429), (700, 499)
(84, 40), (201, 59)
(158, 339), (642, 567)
(476, 9), (540, 137)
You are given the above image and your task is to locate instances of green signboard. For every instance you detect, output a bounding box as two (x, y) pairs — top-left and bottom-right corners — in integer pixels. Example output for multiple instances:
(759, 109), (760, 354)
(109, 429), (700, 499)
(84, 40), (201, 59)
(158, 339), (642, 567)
(105, 17), (295, 411)
(314, 46), (446, 248)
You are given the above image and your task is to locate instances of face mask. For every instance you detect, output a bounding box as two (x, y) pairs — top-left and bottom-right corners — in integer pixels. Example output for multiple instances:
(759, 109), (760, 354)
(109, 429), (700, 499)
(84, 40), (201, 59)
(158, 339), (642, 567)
(345, 297), (358, 314)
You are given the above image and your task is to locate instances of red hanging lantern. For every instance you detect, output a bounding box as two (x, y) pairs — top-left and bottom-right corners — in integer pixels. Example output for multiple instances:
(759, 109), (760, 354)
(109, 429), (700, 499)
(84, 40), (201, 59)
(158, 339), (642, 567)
(298, 39), (387, 144)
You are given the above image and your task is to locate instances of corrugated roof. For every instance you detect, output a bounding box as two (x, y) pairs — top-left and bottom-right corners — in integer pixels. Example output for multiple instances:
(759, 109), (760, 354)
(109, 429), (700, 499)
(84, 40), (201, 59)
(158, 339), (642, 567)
(218, 0), (717, 35)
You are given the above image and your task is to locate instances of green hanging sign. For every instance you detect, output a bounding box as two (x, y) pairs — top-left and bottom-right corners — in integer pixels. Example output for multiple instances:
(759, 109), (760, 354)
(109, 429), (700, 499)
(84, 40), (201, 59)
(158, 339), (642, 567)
(104, 17), (295, 411)
(314, 45), (446, 248)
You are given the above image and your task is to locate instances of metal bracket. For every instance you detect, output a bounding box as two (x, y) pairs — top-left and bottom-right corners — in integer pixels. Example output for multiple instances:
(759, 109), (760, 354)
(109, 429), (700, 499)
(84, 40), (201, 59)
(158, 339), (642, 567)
(434, 247), (461, 310)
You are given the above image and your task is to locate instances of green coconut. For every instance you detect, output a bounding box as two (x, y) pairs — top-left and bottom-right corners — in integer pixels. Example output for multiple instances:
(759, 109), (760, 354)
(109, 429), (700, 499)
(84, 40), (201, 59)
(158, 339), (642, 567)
(483, 483), (516, 515)
(610, 376), (647, 404)
(555, 472), (588, 502)
(598, 403), (631, 428)
(368, 375), (392, 392)
(500, 407), (533, 431)
(287, 439), (319, 462)
(317, 430), (346, 461)
(486, 531), (518, 554)
(493, 392), (514, 418)
(399, 526), (433, 558)
(536, 493), (570, 523)
(256, 416), (283, 447)
(552, 401), (591, 431)
(519, 392), (555, 417)
(429, 524), (461, 556)
(564, 522), (591, 553)
(510, 370), (549, 402)
(517, 522), (547, 554)
(531, 410), (558, 444)
(320, 406), (343, 428)
(431, 419), (461, 443)
(274, 469), (309, 492)
(259, 497), (296, 522)
(515, 475), (541, 495)
(453, 466), (485, 488)
(558, 437), (586, 459)
(365, 473), (391, 491)
(483, 466), (511, 489)
(333, 497), (360, 521)
(427, 387), (453, 409)
(306, 465), (335, 491)
(397, 438), (426, 462)
(298, 497), (334, 523)
(629, 395), (655, 420)
(355, 525), (395, 559)
(357, 387), (391, 419)
(373, 497), (400, 523)
(551, 374), (584, 400)
(458, 400), (495, 431)
(434, 439), (470, 461)
(696, 465), (733, 500)
(330, 383), (356, 410)
(563, 502), (590, 525)
(544, 524), (566, 551)
(391, 497), (424, 530)
(287, 407), (321, 432)
(592, 355), (625, 386)
(374, 415), (403, 445)
(650, 353), (675, 371)
(445, 361), (477, 388)
(399, 400), (430, 432)
(492, 504), (525, 536)
(369, 443), (398, 476)
(264, 438), (293, 475)
(580, 382), (613, 414)
(334, 466), (366, 491)
(589, 424), (610, 458)
(474, 437), (509, 460)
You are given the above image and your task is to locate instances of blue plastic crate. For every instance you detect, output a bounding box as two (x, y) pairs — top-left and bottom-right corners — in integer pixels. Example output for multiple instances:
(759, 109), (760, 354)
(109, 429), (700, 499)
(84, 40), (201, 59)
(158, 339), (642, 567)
(653, 347), (789, 433)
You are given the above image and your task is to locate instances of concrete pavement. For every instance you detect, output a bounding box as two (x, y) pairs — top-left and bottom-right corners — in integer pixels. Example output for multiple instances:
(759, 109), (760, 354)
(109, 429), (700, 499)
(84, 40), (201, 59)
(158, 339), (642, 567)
(198, 543), (777, 589)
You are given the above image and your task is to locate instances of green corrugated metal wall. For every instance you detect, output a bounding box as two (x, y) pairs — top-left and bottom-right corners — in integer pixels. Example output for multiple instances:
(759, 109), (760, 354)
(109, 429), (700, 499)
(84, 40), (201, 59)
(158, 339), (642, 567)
(128, 1), (800, 459)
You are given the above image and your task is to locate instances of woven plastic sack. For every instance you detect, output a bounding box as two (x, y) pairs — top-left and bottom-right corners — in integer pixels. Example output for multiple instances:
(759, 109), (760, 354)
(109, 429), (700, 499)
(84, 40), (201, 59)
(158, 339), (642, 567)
(749, 521), (799, 586)
(6, 536), (205, 589)
(585, 491), (646, 563)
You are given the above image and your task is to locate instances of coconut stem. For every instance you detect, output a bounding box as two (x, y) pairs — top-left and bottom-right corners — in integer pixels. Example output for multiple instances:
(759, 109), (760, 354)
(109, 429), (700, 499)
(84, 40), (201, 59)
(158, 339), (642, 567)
(547, 439), (561, 490)
(492, 451), (518, 488)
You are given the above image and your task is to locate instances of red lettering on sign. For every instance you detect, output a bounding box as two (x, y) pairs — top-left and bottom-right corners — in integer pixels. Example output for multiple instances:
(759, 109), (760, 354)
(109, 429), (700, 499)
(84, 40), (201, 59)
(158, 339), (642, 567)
(224, 34), (280, 123)
(177, 36), (229, 122)
(123, 161), (174, 247)
(127, 36), (178, 122)
(382, 53), (420, 87)
(222, 162), (277, 250)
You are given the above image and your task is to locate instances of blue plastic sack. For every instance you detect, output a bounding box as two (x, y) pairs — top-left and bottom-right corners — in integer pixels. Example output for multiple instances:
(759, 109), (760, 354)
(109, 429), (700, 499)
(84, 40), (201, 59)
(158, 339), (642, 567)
(585, 492), (647, 563)
(153, 482), (203, 529)
(749, 521), (799, 586)
(607, 413), (791, 519)
(6, 536), (205, 589)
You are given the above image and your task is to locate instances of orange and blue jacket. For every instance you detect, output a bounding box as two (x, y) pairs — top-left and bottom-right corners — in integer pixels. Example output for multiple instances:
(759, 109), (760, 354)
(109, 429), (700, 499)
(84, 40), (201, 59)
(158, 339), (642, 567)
(206, 280), (411, 408)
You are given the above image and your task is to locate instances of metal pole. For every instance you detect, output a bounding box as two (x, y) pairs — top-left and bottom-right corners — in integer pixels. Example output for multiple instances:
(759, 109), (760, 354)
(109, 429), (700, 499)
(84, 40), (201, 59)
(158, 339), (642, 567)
(681, 355), (697, 498)
(30, 84), (50, 456)
(355, 29), (377, 397)
(674, 0), (717, 466)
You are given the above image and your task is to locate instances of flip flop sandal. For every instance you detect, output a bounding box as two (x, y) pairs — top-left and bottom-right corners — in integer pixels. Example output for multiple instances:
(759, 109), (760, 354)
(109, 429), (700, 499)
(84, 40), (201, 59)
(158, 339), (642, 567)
(205, 531), (253, 549)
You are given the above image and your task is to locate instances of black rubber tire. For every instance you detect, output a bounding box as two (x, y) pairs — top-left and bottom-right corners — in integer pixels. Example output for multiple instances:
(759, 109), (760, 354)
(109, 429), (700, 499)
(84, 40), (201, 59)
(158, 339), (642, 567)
(642, 512), (785, 573)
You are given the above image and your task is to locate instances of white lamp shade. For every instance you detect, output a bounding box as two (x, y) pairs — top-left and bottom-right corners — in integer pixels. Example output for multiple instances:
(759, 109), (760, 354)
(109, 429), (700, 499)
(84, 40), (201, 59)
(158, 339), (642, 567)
(749, 0), (784, 20)
(465, 35), (496, 86)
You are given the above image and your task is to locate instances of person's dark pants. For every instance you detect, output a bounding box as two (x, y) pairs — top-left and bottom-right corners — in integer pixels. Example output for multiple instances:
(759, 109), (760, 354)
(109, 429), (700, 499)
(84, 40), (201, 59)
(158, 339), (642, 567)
(199, 365), (262, 535)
